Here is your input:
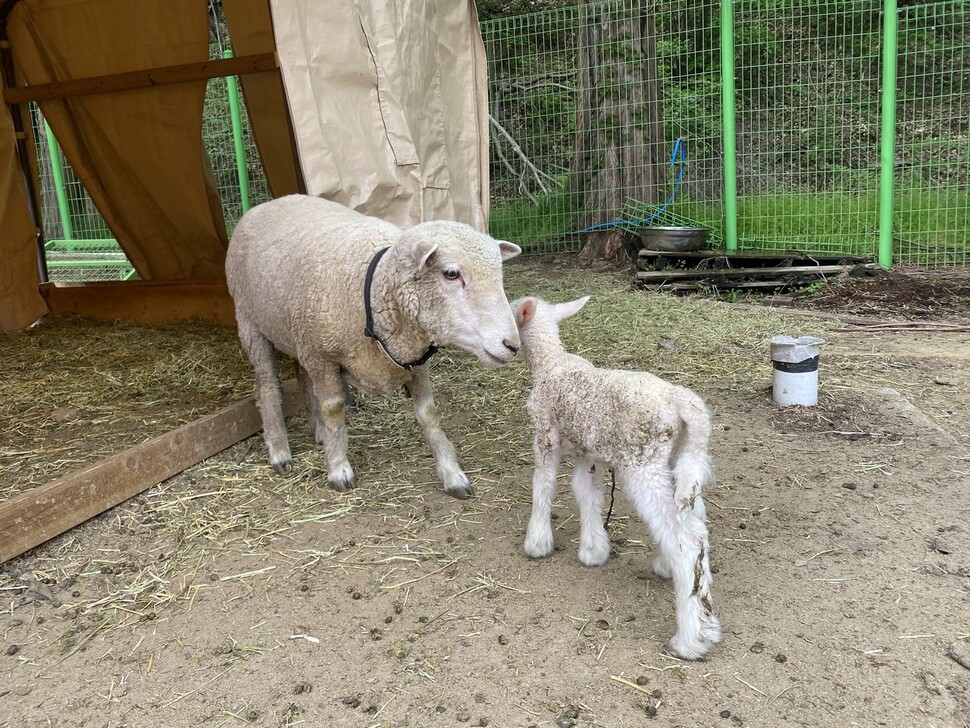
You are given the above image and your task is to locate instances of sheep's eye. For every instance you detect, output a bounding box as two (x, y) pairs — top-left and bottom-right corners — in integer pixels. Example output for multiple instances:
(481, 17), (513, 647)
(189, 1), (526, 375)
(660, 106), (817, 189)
(442, 268), (462, 281)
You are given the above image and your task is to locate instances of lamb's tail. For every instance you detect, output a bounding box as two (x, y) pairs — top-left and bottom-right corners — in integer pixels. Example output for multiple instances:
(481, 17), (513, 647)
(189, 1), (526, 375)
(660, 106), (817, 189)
(670, 394), (713, 511)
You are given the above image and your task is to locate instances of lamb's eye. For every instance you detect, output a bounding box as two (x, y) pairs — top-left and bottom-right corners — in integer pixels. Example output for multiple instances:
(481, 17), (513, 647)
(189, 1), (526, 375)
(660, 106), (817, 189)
(442, 268), (462, 281)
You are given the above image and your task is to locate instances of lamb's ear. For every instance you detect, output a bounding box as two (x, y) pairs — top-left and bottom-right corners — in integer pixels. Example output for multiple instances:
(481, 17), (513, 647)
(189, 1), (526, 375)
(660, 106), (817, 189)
(514, 297), (537, 327)
(553, 295), (590, 322)
(498, 241), (522, 261)
(410, 236), (439, 273)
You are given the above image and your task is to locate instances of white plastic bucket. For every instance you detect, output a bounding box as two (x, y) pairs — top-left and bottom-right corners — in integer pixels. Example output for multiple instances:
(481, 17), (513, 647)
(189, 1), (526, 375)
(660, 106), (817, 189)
(770, 335), (824, 407)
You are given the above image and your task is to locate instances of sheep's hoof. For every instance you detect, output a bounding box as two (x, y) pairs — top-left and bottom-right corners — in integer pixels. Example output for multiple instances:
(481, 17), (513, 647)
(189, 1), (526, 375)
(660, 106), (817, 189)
(443, 473), (474, 499)
(271, 458), (293, 475)
(328, 463), (356, 492)
(328, 475), (356, 492)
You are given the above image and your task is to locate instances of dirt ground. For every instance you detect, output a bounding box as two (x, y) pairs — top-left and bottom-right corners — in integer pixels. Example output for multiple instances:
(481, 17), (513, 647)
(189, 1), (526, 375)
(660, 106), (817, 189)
(2, 260), (969, 728)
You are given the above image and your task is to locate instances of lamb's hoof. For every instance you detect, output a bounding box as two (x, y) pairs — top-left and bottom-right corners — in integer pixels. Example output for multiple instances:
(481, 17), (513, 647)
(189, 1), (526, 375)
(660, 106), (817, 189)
(652, 555), (673, 579)
(700, 613), (723, 645)
(578, 535), (611, 567)
(443, 472), (474, 499)
(524, 529), (554, 559)
(271, 457), (293, 475)
(664, 633), (715, 661)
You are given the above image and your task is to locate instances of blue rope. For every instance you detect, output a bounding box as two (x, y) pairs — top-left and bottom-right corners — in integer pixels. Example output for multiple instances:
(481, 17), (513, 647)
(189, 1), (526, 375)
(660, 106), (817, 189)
(570, 136), (686, 235)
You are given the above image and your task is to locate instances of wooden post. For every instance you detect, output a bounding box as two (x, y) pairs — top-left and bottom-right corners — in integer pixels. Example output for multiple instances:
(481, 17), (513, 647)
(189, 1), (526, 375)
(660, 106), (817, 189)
(0, 380), (304, 565)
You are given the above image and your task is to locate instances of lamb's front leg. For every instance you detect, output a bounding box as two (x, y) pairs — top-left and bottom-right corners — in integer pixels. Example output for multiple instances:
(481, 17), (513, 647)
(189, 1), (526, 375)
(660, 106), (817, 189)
(406, 367), (472, 499)
(524, 431), (561, 559)
(572, 458), (611, 566)
(305, 362), (355, 491)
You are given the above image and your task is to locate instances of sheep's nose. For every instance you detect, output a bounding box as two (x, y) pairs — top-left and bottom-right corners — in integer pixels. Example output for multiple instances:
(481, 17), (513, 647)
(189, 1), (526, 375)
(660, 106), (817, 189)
(503, 339), (519, 355)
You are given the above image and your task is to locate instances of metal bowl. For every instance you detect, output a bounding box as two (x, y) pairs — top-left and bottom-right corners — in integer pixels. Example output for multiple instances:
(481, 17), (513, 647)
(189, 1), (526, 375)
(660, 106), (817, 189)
(638, 226), (711, 253)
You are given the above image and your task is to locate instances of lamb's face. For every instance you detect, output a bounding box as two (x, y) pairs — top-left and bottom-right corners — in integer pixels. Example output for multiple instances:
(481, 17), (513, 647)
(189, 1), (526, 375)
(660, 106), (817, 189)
(405, 224), (522, 368)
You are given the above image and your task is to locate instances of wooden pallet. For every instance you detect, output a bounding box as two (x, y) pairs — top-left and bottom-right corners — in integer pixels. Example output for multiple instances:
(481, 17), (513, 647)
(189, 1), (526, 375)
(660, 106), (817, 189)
(636, 248), (877, 292)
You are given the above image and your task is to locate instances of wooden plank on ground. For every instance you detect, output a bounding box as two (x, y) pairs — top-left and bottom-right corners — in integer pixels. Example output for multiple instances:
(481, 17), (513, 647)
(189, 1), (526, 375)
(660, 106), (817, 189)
(636, 264), (869, 281)
(0, 379), (304, 565)
(3, 53), (278, 104)
(40, 279), (236, 326)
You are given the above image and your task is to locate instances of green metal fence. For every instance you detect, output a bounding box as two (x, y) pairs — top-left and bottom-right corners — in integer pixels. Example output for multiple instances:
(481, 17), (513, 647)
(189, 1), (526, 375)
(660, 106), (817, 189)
(482, 0), (969, 266)
(32, 0), (969, 276)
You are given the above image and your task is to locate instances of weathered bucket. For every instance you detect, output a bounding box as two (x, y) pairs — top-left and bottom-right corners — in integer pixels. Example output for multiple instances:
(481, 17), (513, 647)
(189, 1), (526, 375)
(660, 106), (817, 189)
(770, 335), (824, 407)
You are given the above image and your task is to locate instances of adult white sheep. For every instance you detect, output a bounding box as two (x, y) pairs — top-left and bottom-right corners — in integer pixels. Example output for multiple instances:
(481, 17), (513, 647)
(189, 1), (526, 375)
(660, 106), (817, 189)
(513, 295), (721, 660)
(226, 195), (522, 498)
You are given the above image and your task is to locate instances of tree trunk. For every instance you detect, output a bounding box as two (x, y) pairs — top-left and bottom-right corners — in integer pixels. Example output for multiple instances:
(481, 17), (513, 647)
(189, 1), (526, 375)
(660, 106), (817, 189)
(571, 1), (665, 263)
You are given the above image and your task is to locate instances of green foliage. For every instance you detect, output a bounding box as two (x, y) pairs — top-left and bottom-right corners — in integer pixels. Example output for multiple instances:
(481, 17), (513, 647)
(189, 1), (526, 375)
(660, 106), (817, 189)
(489, 186), (576, 252)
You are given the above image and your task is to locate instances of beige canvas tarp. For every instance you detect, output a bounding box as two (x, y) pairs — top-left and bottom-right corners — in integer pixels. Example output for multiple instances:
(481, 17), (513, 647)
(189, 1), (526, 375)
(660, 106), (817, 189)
(0, 0), (491, 331)
(267, 0), (490, 230)
(7, 0), (229, 282)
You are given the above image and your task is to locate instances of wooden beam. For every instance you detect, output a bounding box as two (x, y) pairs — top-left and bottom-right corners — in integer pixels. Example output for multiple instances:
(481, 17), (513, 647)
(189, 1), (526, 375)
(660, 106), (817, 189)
(636, 264), (872, 281)
(40, 279), (236, 326)
(3, 52), (277, 104)
(0, 380), (304, 565)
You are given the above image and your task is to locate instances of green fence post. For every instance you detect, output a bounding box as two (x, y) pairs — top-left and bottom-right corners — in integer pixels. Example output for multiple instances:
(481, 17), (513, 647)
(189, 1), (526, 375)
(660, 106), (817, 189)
(878, 0), (898, 269)
(720, 0), (738, 254)
(44, 119), (74, 248)
(224, 49), (251, 214)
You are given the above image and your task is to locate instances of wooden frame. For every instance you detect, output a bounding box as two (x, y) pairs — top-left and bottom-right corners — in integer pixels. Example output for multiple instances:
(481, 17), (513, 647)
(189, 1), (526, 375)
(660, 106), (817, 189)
(0, 380), (303, 565)
(3, 52), (278, 104)
(40, 279), (237, 326)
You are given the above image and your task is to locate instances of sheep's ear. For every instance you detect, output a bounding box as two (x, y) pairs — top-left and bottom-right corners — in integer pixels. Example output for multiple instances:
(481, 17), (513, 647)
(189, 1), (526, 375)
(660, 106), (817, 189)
(410, 237), (439, 273)
(514, 297), (537, 327)
(553, 295), (590, 322)
(498, 241), (522, 261)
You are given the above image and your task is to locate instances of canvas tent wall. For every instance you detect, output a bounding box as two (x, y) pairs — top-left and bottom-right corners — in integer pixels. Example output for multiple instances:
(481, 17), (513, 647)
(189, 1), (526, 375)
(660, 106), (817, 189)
(0, 0), (490, 332)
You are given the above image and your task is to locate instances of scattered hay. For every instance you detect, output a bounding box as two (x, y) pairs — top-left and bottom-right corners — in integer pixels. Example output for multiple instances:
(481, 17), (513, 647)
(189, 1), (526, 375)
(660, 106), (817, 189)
(0, 258), (840, 634)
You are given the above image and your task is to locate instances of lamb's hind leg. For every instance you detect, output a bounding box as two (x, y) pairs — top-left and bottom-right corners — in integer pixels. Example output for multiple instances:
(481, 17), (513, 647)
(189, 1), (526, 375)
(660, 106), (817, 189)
(405, 366), (472, 499)
(237, 317), (291, 473)
(620, 463), (718, 660)
(304, 361), (355, 491)
(572, 458), (610, 566)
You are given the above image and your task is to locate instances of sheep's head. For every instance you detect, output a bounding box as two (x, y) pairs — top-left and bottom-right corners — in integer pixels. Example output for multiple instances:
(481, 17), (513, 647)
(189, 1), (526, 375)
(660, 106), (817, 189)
(399, 222), (522, 368)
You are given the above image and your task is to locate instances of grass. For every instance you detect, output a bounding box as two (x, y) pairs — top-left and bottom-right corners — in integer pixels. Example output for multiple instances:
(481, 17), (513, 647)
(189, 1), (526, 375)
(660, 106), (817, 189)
(489, 186), (969, 264)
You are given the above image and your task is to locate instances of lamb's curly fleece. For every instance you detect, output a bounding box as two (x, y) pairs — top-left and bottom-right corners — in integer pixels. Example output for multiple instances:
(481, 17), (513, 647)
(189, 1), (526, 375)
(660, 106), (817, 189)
(226, 195), (521, 497)
(513, 295), (721, 660)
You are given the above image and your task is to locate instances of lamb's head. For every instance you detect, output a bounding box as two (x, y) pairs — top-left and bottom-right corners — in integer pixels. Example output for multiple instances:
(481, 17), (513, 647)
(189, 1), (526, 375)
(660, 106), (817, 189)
(512, 295), (591, 361)
(397, 222), (522, 367)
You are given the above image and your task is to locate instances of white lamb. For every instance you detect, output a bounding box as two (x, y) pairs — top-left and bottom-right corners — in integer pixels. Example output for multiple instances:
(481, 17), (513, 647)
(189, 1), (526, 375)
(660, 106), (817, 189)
(226, 195), (522, 498)
(513, 295), (721, 660)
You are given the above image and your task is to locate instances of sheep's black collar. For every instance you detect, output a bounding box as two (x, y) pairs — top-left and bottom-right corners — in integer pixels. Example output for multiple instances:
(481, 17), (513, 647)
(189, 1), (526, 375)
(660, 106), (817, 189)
(363, 247), (438, 371)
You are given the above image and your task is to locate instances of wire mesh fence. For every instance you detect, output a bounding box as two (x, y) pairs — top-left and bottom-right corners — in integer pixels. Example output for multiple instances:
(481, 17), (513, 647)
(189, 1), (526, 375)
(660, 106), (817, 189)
(482, 0), (968, 265)
(28, 0), (969, 275)
(482, 0), (724, 253)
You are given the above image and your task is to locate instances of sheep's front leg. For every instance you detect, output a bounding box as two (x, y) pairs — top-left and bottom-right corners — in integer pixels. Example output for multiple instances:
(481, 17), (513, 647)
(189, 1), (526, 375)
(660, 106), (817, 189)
(305, 362), (355, 491)
(572, 458), (611, 567)
(524, 432), (561, 559)
(238, 317), (291, 473)
(405, 367), (472, 499)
